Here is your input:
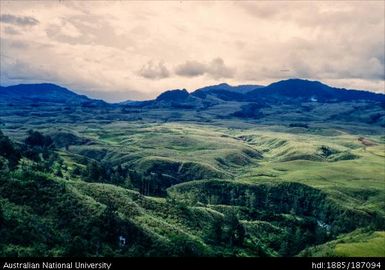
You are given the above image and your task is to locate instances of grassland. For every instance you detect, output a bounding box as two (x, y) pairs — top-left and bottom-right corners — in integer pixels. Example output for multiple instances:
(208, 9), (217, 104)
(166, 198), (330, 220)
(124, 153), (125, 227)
(45, 121), (384, 214)
(300, 230), (385, 257)
(1, 100), (384, 256)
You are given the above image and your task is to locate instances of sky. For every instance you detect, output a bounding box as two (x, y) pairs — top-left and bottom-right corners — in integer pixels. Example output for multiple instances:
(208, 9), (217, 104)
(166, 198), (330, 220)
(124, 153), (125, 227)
(0, 1), (384, 102)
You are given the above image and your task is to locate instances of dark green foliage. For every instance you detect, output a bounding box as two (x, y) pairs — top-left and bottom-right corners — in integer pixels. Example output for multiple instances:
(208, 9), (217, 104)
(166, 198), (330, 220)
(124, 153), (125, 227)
(131, 172), (180, 196)
(0, 168), (154, 256)
(168, 180), (384, 255)
(222, 212), (245, 247)
(71, 166), (81, 176)
(169, 181), (329, 217)
(50, 132), (89, 148)
(0, 205), (3, 225)
(0, 130), (21, 169)
(318, 146), (334, 157)
(82, 161), (129, 186)
(24, 130), (53, 148)
(205, 218), (223, 244)
(84, 160), (105, 182)
(19, 130), (61, 173)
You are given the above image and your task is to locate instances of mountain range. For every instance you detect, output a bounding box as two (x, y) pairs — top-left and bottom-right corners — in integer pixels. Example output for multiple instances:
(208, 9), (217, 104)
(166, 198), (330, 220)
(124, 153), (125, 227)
(1, 78), (384, 127)
(1, 79), (384, 105)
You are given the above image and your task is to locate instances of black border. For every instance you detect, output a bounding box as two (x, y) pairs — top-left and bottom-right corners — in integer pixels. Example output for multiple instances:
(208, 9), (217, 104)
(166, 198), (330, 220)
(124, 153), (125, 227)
(0, 257), (384, 270)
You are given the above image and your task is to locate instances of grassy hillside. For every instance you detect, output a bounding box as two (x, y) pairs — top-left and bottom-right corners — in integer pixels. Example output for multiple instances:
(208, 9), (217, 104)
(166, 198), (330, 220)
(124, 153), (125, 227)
(0, 98), (384, 257)
(300, 230), (385, 257)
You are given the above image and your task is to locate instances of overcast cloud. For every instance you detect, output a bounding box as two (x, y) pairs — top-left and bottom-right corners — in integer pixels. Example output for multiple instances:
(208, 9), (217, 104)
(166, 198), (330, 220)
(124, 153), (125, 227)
(0, 14), (39, 26)
(176, 58), (235, 79)
(0, 1), (383, 101)
(138, 60), (170, 80)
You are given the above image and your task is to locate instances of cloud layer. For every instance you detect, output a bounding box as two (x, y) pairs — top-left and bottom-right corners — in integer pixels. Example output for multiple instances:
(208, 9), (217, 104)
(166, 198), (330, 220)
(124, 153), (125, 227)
(0, 14), (39, 26)
(139, 60), (170, 80)
(0, 1), (383, 101)
(176, 58), (234, 79)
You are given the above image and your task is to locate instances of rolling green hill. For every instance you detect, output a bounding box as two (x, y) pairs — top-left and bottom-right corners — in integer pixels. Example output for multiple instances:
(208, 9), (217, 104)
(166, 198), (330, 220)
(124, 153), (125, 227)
(0, 80), (384, 257)
(299, 230), (385, 257)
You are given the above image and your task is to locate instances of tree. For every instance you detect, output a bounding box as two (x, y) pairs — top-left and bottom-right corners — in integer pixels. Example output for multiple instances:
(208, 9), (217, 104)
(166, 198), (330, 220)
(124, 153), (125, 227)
(223, 212), (245, 247)
(245, 189), (257, 208)
(0, 130), (21, 168)
(0, 205), (4, 227)
(85, 161), (103, 182)
(54, 169), (63, 178)
(99, 204), (121, 244)
(71, 166), (81, 177)
(0, 156), (9, 173)
(24, 130), (53, 148)
(278, 239), (288, 256)
(206, 218), (223, 244)
(0, 130), (14, 156)
(229, 189), (237, 205)
(67, 236), (87, 256)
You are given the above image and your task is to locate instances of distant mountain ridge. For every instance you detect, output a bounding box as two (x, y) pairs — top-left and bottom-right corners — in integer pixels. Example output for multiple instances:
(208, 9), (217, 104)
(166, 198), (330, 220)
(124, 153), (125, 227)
(193, 83), (264, 94)
(245, 79), (385, 103)
(1, 79), (384, 106)
(0, 83), (85, 101)
(156, 89), (189, 101)
(0, 83), (108, 106)
(157, 79), (384, 104)
(1, 78), (384, 127)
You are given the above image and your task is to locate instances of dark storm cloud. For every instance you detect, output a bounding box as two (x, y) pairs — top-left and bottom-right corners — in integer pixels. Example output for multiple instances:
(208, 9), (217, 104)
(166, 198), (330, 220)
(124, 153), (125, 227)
(0, 14), (39, 26)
